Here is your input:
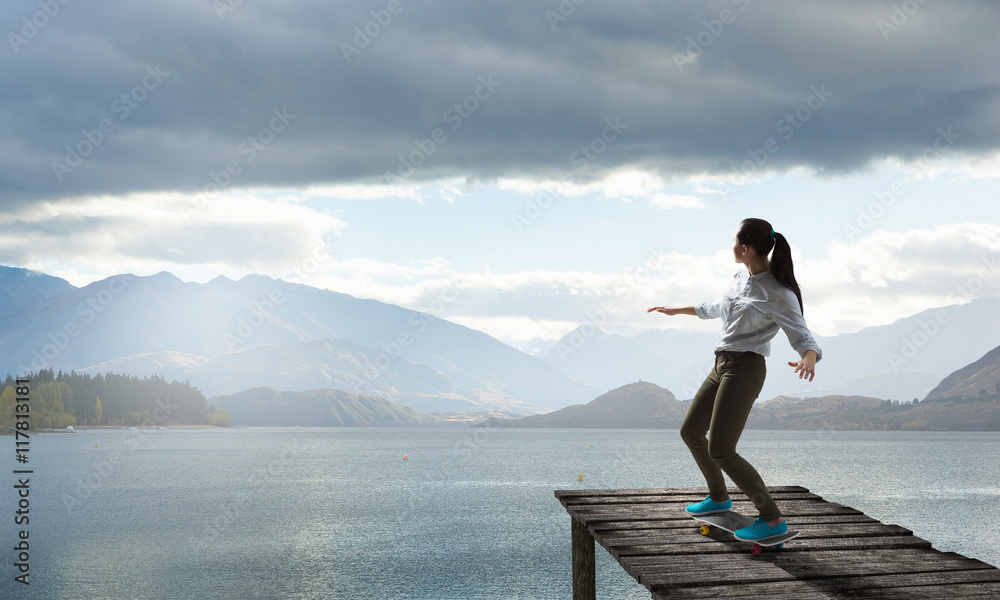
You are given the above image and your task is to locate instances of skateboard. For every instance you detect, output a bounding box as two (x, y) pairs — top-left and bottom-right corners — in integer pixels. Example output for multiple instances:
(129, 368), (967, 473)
(692, 511), (800, 556)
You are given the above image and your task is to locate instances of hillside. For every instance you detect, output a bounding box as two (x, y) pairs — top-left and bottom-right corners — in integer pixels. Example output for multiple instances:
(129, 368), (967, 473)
(209, 387), (447, 427)
(924, 343), (1000, 400)
(0, 268), (596, 412)
(489, 382), (690, 428)
(542, 297), (1000, 404)
(490, 384), (1000, 431)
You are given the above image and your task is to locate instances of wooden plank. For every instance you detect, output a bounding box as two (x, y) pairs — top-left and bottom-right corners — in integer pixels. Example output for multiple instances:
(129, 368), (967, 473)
(655, 569), (1000, 599)
(638, 548), (994, 589)
(560, 492), (822, 506)
(568, 498), (858, 512)
(554, 485), (811, 499)
(605, 535), (933, 561)
(652, 579), (841, 599)
(605, 536), (931, 566)
(571, 516), (596, 600)
(598, 521), (916, 545)
(830, 581), (1000, 599)
(590, 513), (880, 532)
(571, 501), (863, 524)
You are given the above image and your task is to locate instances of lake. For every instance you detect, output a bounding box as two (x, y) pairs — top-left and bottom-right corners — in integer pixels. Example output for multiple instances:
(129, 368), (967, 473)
(2, 427), (998, 599)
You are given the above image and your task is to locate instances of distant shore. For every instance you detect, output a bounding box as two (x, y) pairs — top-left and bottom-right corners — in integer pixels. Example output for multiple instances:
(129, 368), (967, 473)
(70, 424), (226, 430)
(0, 423), (227, 435)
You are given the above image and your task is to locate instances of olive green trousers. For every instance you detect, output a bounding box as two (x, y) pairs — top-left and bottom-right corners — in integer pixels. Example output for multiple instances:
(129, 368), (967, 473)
(680, 350), (781, 521)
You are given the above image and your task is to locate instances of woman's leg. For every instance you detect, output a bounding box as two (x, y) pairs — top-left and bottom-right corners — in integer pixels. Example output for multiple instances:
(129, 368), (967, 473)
(707, 353), (782, 522)
(679, 356), (729, 502)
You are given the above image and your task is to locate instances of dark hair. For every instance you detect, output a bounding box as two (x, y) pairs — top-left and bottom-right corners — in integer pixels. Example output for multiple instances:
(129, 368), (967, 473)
(737, 218), (803, 314)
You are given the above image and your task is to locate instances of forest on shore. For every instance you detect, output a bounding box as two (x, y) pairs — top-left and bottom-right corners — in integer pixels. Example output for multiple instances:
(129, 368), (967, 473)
(0, 369), (230, 430)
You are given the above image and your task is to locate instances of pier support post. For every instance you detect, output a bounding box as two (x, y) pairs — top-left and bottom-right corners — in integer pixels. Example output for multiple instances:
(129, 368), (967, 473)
(571, 516), (596, 600)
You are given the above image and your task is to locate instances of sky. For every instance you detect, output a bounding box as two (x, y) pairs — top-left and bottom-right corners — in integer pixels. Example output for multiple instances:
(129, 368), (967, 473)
(2, 0), (998, 354)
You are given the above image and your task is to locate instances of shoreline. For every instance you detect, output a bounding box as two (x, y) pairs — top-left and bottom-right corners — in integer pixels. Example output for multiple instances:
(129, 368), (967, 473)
(0, 423), (229, 435)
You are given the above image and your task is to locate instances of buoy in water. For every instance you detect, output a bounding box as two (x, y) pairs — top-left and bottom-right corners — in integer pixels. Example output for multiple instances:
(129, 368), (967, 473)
(403, 455), (408, 460)
(578, 473), (583, 481)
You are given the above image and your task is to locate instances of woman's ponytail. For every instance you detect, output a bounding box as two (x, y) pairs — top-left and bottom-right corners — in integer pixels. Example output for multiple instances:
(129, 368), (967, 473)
(738, 219), (804, 314)
(769, 231), (803, 314)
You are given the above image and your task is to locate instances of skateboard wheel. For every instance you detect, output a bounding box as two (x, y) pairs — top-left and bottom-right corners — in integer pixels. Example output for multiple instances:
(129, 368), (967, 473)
(776, 543), (784, 549)
(750, 544), (762, 556)
(699, 525), (711, 536)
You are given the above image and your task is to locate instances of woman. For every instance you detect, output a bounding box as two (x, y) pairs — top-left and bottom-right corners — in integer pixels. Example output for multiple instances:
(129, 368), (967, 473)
(647, 218), (822, 541)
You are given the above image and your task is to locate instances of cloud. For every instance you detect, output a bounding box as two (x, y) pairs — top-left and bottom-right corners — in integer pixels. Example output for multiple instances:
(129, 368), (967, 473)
(0, 191), (344, 285)
(803, 223), (1000, 334)
(650, 194), (704, 210)
(3, 0), (997, 207)
(304, 223), (1000, 348)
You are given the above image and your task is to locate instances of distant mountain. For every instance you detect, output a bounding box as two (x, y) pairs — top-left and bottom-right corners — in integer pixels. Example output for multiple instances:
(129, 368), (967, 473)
(541, 297), (1000, 403)
(489, 381), (690, 428)
(0, 265), (76, 315)
(541, 327), (718, 399)
(748, 394), (1000, 431)
(925, 343), (1000, 400)
(777, 372), (942, 404)
(0, 268), (597, 412)
(209, 387), (446, 427)
(489, 383), (1000, 431)
(746, 395), (888, 430)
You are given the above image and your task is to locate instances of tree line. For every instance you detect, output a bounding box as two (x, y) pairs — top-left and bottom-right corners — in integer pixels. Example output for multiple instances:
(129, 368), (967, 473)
(0, 369), (229, 430)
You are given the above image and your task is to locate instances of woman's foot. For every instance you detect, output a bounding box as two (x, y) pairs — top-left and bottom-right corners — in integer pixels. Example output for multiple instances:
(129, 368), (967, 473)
(734, 517), (788, 541)
(685, 496), (732, 515)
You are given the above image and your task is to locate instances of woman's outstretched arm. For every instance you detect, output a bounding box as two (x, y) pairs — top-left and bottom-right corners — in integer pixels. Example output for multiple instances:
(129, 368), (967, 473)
(646, 306), (697, 316)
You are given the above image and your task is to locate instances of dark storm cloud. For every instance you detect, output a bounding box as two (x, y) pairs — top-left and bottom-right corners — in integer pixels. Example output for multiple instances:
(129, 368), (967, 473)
(2, 0), (997, 206)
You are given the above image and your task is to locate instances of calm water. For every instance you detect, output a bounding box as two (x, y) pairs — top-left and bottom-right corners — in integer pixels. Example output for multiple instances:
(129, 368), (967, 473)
(2, 427), (998, 599)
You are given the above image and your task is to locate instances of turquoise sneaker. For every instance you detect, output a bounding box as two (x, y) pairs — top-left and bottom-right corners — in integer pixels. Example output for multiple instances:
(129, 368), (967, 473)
(685, 496), (732, 515)
(734, 517), (788, 541)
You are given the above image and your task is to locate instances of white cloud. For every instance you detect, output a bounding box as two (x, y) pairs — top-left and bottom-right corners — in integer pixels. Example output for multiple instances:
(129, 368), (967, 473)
(802, 223), (1000, 335)
(0, 191), (345, 286)
(3, 181), (996, 352)
(497, 167), (708, 208)
(447, 315), (580, 347)
(305, 224), (1000, 347)
(650, 194), (704, 209)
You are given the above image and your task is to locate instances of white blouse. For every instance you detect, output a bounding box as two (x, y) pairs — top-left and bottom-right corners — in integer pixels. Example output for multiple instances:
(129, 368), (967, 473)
(696, 269), (823, 361)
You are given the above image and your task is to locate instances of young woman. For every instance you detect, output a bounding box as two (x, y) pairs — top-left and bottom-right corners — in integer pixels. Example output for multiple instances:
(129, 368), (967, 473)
(647, 218), (822, 541)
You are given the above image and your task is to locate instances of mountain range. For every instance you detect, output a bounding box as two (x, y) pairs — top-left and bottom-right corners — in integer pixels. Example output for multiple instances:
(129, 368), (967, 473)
(487, 381), (1000, 431)
(209, 344), (1000, 430)
(210, 340), (1000, 429)
(1, 264), (998, 415)
(484, 381), (689, 428)
(0, 266), (594, 413)
(542, 298), (1000, 403)
(209, 387), (448, 427)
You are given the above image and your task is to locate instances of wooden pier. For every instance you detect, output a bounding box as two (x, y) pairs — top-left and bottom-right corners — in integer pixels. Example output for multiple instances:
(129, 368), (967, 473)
(555, 486), (1000, 599)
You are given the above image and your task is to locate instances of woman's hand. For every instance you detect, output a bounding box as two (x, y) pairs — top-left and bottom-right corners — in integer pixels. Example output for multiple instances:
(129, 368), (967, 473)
(788, 350), (818, 381)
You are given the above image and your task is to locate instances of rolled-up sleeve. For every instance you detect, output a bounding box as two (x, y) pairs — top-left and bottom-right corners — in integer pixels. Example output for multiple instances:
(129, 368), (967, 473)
(695, 297), (722, 320)
(771, 289), (823, 361)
